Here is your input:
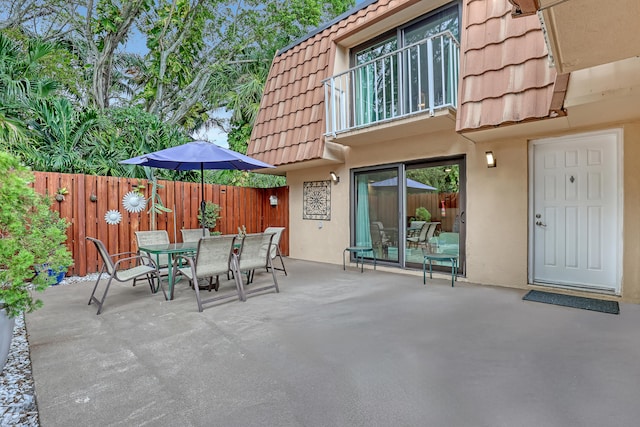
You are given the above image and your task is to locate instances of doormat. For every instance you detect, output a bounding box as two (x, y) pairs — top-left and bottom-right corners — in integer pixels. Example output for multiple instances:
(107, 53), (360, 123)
(523, 290), (619, 314)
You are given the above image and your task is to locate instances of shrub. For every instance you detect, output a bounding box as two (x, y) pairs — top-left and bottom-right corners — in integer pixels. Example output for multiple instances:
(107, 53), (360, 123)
(0, 152), (73, 318)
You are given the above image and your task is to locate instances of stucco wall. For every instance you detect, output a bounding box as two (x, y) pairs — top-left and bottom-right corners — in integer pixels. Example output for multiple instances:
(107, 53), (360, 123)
(288, 165), (351, 263)
(621, 122), (640, 302)
(286, 120), (640, 302)
(465, 138), (529, 288)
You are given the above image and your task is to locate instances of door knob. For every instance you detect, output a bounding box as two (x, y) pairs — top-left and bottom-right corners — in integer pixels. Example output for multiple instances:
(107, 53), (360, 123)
(535, 221), (547, 227)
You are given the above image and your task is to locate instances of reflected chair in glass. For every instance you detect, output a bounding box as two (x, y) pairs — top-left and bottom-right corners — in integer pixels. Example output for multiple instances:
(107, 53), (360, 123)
(406, 222), (429, 248)
(370, 223), (388, 258)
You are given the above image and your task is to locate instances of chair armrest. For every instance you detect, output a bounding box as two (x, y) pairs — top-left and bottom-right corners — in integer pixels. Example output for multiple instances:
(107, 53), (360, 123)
(110, 251), (139, 260)
(112, 255), (158, 281)
(172, 254), (194, 268)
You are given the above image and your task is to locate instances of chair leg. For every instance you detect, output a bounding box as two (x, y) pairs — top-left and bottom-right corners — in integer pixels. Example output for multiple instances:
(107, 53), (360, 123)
(275, 247), (287, 275)
(192, 278), (203, 312)
(267, 257), (280, 293)
(88, 267), (106, 306)
(154, 272), (167, 300)
(423, 257), (427, 285)
(88, 273), (101, 305)
(145, 273), (156, 293)
(230, 255), (246, 302)
(93, 277), (114, 315)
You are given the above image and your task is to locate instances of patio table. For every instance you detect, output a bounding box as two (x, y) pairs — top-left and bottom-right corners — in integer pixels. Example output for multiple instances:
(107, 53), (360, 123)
(138, 242), (198, 300)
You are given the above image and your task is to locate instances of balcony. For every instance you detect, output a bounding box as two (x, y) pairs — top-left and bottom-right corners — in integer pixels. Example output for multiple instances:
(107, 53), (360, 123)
(323, 31), (459, 137)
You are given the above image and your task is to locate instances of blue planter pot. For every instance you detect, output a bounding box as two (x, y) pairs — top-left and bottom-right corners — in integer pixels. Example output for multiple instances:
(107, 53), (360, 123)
(36, 265), (66, 285)
(47, 269), (66, 285)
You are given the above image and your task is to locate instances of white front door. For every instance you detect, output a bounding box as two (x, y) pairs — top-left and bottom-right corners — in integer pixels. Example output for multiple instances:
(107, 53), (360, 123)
(530, 130), (622, 293)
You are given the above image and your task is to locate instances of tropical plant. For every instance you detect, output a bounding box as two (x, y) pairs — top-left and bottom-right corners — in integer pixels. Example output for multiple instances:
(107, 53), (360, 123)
(0, 31), (58, 154)
(143, 168), (172, 230)
(0, 151), (73, 318)
(24, 97), (104, 173)
(197, 201), (221, 230)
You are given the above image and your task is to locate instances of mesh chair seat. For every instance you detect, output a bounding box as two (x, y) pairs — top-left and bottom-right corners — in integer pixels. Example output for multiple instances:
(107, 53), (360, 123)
(116, 264), (158, 282)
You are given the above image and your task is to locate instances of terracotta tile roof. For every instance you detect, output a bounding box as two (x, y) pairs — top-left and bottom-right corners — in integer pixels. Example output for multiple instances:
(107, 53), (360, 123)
(249, 0), (568, 163)
(456, 0), (567, 132)
(248, 0), (418, 167)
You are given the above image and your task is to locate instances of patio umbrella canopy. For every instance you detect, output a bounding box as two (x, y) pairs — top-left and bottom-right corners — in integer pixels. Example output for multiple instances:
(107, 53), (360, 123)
(120, 140), (275, 235)
(371, 177), (437, 191)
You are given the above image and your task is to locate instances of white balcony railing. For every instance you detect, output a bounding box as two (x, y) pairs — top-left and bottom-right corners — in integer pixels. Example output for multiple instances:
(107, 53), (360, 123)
(323, 31), (459, 136)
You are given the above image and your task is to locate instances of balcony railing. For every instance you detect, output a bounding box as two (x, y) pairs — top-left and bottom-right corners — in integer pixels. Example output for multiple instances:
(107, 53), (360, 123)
(323, 31), (459, 136)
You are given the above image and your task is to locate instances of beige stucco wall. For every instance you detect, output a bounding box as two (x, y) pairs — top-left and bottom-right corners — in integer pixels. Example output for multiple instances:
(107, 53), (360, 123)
(286, 119), (640, 302)
(621, 122), (640, 302)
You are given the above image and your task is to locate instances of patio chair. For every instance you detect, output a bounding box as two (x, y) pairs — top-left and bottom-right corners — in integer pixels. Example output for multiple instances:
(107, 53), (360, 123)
(406, 222), (429, 248)
(181, 228), (210, 243)
(263, 226), (287, 275)
(86, 237), (165, 315)
(374, 221), (398, 247)
(135, 230), (170, 270)
(235, 233), (279, 301)
(171, 235), (241, 312)
(370, 223), (388, 257)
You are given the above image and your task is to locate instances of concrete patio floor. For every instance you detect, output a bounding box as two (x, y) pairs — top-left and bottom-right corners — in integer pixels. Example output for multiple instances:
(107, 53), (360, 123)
(26, 259), (640, 426)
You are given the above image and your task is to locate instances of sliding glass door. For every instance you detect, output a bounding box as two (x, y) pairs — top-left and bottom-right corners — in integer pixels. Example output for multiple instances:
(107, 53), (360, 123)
(352, 157), (465, 273)
(354, 168), (400, 263)
(405, 160), (464, 274)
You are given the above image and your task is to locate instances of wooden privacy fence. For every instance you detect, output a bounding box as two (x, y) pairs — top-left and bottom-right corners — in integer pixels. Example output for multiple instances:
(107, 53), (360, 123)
(33, 172), (289, 277)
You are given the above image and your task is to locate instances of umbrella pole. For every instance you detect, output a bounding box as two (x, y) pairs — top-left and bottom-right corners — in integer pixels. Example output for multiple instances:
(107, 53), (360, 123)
(201, 164), (206, 237)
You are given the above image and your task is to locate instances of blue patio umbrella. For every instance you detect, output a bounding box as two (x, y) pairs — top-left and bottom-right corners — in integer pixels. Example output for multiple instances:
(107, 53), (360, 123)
(120, 140), (275, 235)
(370, 177), (437, 191)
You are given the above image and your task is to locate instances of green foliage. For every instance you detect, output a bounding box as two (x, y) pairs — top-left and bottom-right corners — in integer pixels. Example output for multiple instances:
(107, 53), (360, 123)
(208, 170), (286, 188)
(406, 165), (460, 193)
(97, 106), (191, 178)
(212, 0), (355, 156)
(227, 121), (252, 154)
(197, 201), (221, 230)
(143, 168), (172, 231)
(1, 2), (358, 189)
(415, 207), (431, 222)
(24, 98), (105, 173)
(0, 151), (73, 318)
(0, 31), (58, 152)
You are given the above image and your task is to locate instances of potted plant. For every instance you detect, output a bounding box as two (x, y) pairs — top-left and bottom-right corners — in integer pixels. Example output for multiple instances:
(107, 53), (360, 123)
(55, 186), (68, 202)
(414, 206), (431, 222)
(197, 201), (222, 232)
(0, 152), (73, 372)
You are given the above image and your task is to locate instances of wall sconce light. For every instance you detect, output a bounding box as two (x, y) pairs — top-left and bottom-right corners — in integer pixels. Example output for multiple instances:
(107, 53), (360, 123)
(485, 151), (497, 168)
(269, 195), (278, 206)
(330, 171), (340, 184)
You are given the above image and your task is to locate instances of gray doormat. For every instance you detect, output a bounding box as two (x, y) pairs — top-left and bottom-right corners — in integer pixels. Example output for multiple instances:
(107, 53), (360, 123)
(523, 290), (620, 314)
